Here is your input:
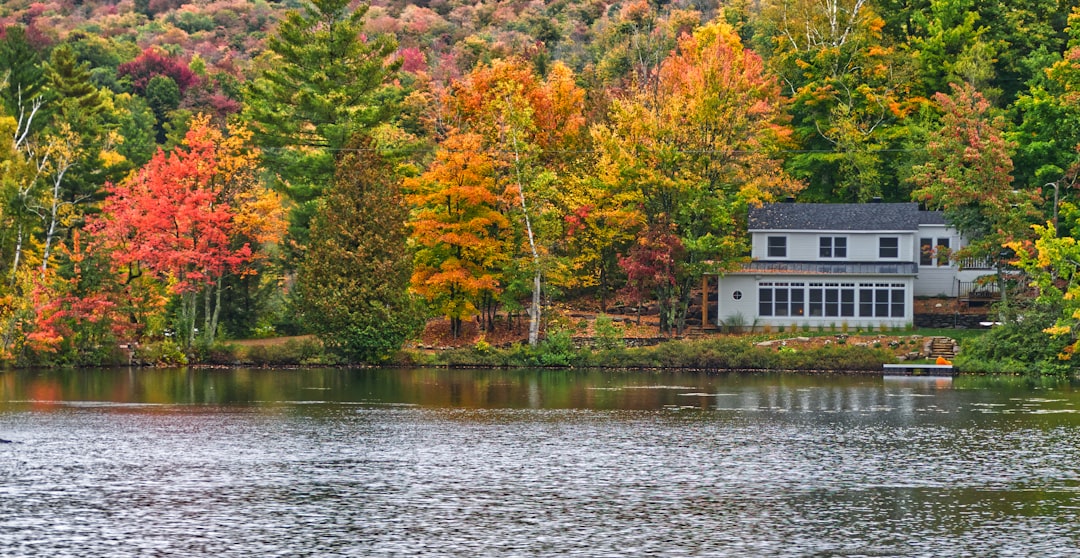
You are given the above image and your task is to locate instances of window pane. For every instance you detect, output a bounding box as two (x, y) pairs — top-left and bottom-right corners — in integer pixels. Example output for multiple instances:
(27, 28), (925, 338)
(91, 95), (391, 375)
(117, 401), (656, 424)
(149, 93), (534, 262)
(920, 238), (933, 266)
(880, 237), (899, 258)
(768, 236), (787, 258)
(841, 289), (855, 316)
(791, 288), (804, 316)
(891, 289), (905, 317)
(859, 289), (873, 316)
(759, 288), (772, 316)
(875, 289), (889, 316)
(809, 289), (823, 317)
(835, 237), (847, 258)
(937, 238), (950, 266)
(819, 237), (830, 258)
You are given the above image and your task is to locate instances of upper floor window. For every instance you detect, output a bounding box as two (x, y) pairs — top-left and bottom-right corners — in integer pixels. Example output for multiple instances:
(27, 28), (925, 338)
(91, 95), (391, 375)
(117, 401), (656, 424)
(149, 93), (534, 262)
(879, 237), (899, 259)
(819, 236), (847, 258)
(920, 237), (951, 267)
(767, 236), (787, 258)
(936, 238), (951, 266)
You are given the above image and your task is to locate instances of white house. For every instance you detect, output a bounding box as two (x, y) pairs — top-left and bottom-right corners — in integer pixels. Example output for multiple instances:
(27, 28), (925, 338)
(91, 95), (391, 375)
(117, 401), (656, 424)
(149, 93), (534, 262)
(714, 201), (991, 330)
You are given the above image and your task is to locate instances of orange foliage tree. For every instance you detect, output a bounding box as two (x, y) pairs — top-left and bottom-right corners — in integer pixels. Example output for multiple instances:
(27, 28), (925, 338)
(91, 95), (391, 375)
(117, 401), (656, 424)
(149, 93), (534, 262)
(92, 114), (284, 348)
(591, 20), (802, 333)
(412, 58), (586, 342)
(407, 133), (509, 338)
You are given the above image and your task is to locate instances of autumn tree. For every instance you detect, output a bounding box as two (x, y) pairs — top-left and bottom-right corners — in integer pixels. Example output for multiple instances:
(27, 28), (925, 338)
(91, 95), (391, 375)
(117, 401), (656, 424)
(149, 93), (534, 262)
(407, 133), (509, 339)
(592, 20), (802, 333)
(26, 231), (132, 366)
(431, 58), (586, 344)
(294, 136), (420, 362)
(116, 47), (199, 96)
(93, 115), (283, 348)
(909, 83), (1040, 310)
(755, 0), (919, 202)
(999, 223), (1080, 373)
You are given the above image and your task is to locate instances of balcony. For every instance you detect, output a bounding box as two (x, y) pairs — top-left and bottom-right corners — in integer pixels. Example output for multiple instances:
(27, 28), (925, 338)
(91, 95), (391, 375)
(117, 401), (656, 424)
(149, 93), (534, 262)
(732, 261), (918, 276)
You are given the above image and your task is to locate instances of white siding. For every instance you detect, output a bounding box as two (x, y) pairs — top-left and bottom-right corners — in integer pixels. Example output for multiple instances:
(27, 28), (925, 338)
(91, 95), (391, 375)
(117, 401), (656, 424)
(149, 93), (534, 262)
(913, 224), (971, 297)
(717, 274), (914, 330)
(751, 231), (916, 262)
(716, 275), (758, 328)
(916, 267), (957, 297)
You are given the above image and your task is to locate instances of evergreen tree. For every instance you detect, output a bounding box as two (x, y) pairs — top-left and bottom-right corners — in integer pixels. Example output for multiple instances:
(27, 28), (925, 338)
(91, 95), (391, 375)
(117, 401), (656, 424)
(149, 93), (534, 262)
(294, 137), (420, 363)
(244, 0), (401, 252)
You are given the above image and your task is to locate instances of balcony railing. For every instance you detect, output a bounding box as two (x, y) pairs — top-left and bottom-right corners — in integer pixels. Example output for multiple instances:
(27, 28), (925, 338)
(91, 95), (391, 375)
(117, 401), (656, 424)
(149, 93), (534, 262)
(955, 257), (995, 270)
(735, 261), (918, 275)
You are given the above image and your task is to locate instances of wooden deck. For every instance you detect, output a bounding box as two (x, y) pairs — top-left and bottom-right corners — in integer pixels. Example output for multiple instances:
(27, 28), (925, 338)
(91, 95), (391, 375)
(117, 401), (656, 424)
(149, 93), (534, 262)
(883, 363), (956, 377)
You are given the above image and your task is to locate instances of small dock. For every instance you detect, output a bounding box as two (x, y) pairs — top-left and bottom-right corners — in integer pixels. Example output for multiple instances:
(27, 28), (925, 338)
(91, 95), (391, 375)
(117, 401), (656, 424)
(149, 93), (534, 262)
(883, 363), (956, 377)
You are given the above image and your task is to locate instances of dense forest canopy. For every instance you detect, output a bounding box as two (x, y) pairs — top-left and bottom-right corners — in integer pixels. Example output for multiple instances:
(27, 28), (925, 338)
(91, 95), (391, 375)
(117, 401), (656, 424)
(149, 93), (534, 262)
(3, 0), (1080, 366)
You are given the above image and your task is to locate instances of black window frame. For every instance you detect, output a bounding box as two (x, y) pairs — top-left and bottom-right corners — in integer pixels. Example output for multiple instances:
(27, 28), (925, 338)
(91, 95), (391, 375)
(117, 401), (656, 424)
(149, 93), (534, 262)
(936, 237), (950, 266)
(819, 236), (847, 258)
(767, 236), (787, 258)
(879, 237), (899, 259)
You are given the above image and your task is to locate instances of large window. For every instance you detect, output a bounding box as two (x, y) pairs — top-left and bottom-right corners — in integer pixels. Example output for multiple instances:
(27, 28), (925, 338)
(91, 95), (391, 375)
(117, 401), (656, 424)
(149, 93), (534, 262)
(920, 237), (951, 267)
(808, 283), (856, 317)
(857, 283), (905, 317)
(767, 236), (787, 258)
(759, 282), (805, 317)
(819, 237), (847, 258)
(879, 237), (899, 258)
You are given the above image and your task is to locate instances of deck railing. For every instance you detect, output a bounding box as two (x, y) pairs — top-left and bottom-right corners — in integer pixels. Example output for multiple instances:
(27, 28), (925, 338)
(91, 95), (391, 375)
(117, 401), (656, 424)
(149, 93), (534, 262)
(956, 278), (1000, 305)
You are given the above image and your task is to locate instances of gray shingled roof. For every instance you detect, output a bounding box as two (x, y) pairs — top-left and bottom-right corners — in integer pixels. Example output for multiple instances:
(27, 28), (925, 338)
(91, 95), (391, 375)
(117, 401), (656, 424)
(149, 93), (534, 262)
(918, 211), (947, 225)
(748, 202), (934, 231)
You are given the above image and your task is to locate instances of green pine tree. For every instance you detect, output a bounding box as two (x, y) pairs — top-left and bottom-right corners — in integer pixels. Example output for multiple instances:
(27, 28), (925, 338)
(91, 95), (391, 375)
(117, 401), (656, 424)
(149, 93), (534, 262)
(294, 136), (421, 363)
(244, 0), (402, 253)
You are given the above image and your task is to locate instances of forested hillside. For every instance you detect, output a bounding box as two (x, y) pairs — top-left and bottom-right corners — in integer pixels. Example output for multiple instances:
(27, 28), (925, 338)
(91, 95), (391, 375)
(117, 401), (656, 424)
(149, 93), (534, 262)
(2, 0), (1080, 366)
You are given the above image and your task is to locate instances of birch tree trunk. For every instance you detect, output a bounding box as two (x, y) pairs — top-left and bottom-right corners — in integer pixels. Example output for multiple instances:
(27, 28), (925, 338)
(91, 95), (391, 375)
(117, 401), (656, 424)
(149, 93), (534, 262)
(506, 122), (541, 347)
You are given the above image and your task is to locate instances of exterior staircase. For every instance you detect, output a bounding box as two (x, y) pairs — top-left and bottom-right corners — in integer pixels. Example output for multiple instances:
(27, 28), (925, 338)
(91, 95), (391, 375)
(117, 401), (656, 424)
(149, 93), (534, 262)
(926, 337), (958, 360)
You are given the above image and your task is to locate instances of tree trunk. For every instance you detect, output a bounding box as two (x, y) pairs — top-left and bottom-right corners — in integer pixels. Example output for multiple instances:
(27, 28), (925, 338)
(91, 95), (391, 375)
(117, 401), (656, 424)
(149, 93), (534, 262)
(204, 284), (212, 345)
(40, 163), (71, 275)
(505, 105), (542, 347)
(10, 225), (23, 284)
(209, 275), (223, 346)
(528, 269), (541, 345)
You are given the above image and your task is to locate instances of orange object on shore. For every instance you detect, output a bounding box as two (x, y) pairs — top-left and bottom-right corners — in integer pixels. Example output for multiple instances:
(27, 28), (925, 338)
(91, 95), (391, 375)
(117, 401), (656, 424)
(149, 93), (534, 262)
(936, 356), (952, 365)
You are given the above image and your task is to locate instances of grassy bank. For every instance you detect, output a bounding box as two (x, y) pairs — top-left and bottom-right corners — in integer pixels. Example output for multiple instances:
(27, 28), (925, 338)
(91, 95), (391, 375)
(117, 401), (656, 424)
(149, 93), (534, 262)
(397, 334), (897, 372)
(127, 329), (997, 373)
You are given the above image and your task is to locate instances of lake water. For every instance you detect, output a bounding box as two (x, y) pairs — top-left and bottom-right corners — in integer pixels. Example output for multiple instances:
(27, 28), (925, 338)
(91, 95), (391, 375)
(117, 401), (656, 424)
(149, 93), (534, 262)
(2, 368), (1080, 557)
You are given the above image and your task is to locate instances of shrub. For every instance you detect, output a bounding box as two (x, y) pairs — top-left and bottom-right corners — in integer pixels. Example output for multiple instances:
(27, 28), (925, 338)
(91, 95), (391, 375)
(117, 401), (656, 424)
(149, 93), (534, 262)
(242, 338), (326, 366)
(957, 302), (1072, 376)
(538, 329), (575, 367)
(136, 340), (188, 366)
(720, 312), (746, 333)
(593, 314), (625, 351)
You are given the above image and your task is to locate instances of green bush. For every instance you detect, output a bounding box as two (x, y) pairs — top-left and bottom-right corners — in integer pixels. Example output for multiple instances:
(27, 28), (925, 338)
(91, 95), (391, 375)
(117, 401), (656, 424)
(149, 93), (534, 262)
(242, 338), (327, 366)
(538, 329), (575, 367)
(593, 315), (625, 351)
(136, 340), (188, 366)
(413, 334), (894, 371)
(957, 302), (1072, 376)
